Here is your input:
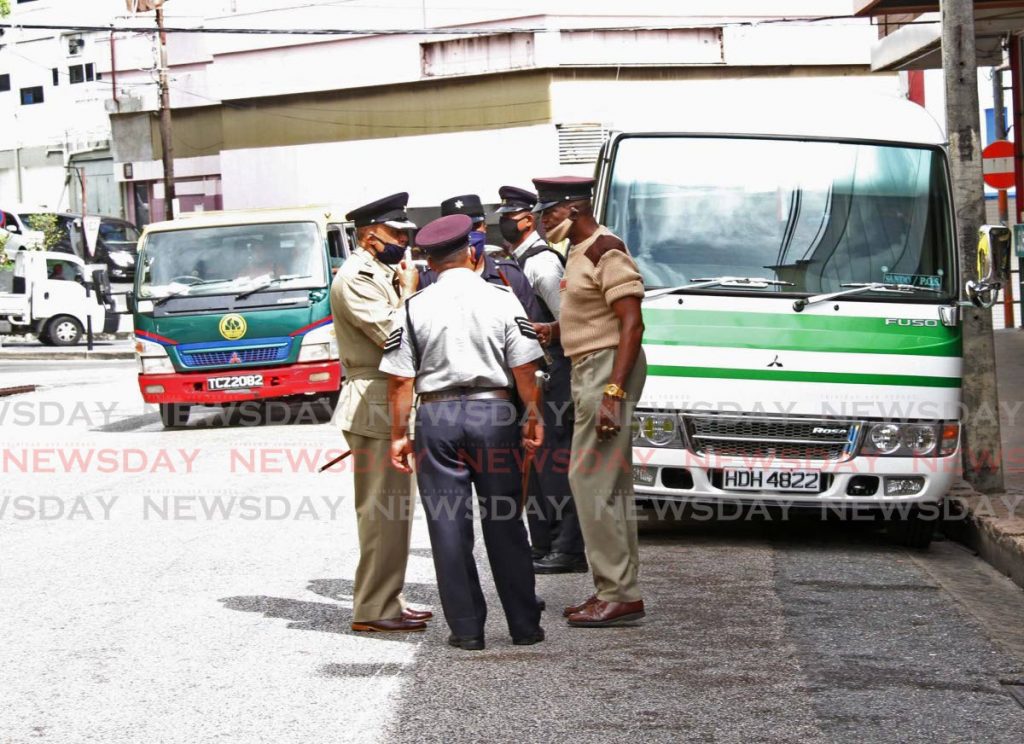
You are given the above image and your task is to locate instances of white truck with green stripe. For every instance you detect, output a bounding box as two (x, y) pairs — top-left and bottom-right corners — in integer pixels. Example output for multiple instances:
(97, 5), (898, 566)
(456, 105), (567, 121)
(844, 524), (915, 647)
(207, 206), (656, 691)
(595, 98), (984, 547)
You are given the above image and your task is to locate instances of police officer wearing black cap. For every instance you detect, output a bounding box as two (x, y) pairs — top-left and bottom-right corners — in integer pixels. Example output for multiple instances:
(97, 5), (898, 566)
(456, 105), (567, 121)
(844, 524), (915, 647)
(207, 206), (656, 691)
(330, 192), (432, 634)
(496, 185), (586, 574)
(419, 194), (544, 321)
(381, 214), (546, 651)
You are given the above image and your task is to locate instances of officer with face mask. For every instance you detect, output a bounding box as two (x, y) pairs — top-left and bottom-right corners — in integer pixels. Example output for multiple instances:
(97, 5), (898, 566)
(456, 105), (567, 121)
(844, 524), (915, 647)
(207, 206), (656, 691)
(329, 192), (434, 634)
(496, 186), (586, 574)
(418, 194), (543, 321)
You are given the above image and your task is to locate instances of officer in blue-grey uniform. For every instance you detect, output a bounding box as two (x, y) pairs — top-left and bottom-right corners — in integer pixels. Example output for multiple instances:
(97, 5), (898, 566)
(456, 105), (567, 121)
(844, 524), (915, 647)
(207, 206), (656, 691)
(419, 194), (543, 321)
(496, 185), (586, 574)
(381, 214), (547, 651)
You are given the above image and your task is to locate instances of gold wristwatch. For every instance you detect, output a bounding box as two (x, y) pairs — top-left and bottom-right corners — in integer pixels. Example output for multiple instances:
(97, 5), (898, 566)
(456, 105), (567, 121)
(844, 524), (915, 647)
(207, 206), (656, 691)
(602, 383), (627, 399)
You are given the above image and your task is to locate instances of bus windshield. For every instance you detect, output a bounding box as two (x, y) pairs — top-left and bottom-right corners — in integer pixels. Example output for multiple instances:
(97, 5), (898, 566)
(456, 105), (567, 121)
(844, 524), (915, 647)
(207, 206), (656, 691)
(605, 136), (955, 298)
(138, 222), (325, 299)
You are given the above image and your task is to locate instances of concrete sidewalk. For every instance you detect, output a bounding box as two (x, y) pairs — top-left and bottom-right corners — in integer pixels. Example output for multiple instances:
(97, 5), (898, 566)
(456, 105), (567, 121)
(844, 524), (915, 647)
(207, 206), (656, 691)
(945, 328), (1024, 588)
(0, 336), (135, 361)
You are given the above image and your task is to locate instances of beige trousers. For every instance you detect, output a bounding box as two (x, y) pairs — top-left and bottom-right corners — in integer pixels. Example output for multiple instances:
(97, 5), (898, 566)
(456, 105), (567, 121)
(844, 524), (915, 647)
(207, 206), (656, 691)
(568, 346), (647, 603)
(345, 431), (414, 622)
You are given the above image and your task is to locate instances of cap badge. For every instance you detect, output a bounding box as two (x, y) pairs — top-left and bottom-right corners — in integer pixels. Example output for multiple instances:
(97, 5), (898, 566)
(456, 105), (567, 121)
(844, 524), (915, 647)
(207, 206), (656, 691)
(454, 200), (464, 209)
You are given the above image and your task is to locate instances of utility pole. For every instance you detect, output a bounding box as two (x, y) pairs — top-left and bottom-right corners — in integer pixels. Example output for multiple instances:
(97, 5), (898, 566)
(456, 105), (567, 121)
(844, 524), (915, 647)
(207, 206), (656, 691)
(942, 0), (1004, 492)
(993, 64), (1014, 328)
(155, 4), (176, 220)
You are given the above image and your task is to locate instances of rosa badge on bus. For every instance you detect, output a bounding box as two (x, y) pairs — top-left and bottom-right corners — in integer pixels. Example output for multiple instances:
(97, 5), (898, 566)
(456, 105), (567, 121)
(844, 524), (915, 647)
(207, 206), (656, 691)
(219, 314), (247, 340)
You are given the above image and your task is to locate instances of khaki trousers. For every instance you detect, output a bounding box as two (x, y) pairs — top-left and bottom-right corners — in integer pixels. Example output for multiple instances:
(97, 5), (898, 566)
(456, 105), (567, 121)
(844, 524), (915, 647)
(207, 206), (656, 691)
(344, 431), (414, 622)
(568, 346), (647, 603)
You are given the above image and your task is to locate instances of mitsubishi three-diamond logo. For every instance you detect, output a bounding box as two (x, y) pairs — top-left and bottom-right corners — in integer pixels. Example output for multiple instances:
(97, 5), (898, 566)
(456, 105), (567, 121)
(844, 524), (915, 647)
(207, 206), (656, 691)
(767, 355), (783, 368)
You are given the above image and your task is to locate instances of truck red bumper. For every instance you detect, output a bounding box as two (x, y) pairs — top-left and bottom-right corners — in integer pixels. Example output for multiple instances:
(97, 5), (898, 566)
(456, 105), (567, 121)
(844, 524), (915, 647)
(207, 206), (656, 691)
(138, 361), (341, 404)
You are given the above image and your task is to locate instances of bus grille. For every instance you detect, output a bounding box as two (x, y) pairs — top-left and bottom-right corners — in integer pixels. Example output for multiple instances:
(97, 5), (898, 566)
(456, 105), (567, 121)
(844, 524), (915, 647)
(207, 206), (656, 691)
(683, 414), (858, 462)
(179, 344), (289, 368)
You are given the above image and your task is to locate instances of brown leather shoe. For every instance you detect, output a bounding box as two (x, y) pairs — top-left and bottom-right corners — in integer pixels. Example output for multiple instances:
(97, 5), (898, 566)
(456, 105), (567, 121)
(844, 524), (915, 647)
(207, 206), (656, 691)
(567, 599), (645, 627)
(351, 618), (427, 633)
(562, 594), (598, 618)
(402, 608), (434, 622)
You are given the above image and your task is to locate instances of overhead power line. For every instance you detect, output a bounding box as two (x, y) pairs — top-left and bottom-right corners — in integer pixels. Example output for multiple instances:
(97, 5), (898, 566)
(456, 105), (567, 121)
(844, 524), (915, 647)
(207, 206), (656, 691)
(0, 16), (869, 37)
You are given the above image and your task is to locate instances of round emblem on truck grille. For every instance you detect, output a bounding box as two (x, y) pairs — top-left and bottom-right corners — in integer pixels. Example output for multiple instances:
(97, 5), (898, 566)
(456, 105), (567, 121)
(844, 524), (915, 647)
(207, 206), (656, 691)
(219, 314), (247, 340)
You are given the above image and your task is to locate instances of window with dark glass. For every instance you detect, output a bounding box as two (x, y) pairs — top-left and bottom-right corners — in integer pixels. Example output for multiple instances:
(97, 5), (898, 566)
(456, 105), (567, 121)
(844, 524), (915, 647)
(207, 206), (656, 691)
(20, 86), (44, 105)
(0, 74), (10, 93)
(52, 68), (59, 86)
(69, 65), (84, 84)
(85, 63), (95, 82)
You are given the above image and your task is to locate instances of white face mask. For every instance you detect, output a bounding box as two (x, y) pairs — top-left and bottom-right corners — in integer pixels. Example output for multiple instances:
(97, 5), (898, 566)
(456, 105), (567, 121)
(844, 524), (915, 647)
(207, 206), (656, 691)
(545, 216), (573, 245)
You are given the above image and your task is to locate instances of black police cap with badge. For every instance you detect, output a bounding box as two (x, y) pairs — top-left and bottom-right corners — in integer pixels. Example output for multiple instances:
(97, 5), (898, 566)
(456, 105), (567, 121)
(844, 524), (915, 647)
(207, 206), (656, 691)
(440, 194), (486, 223)
(531, 176), (596, 213)
(494, 186), (537, 215)
(346, 192), (417, 229)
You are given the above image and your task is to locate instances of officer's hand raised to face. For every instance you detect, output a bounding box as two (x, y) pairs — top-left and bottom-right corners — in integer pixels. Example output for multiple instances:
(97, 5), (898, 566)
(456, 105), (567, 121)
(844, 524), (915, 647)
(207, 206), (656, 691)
(396, 259), (419, 296)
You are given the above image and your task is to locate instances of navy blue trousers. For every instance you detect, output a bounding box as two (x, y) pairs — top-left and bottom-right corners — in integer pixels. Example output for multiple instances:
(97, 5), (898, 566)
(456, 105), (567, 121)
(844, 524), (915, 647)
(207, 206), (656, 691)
(415, 398), (540, 640)
(526, 354), (585, 556)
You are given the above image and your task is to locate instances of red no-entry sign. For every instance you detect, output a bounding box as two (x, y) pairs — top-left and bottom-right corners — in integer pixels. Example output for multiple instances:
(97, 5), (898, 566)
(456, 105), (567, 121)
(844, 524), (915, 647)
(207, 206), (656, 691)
(983, 139), (1015, 189)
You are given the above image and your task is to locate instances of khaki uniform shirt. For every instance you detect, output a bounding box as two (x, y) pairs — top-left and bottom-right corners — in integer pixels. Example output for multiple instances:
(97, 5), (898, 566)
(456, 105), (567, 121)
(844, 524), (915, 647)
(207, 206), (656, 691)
(330, 247), (403, 439)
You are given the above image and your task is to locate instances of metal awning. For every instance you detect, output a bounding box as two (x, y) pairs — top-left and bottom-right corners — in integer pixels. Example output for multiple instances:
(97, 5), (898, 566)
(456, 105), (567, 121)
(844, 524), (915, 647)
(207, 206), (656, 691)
(855, 1), (1024, 14)
(855, 4), (1024, 70)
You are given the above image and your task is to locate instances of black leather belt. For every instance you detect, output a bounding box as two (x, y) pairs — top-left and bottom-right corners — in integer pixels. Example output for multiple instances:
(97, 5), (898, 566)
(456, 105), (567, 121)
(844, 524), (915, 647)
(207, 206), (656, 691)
(418, 387), (511, 404)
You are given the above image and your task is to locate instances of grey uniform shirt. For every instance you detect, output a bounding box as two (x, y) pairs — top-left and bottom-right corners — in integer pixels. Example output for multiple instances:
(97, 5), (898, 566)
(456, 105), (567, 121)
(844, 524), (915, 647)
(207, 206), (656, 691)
(379, 267), (543, 394)
(513, 231), (564, 319)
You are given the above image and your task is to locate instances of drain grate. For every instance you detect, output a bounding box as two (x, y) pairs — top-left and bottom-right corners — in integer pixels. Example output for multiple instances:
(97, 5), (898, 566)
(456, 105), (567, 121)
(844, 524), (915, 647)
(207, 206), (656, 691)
(1002, 682), (1024, 709)
(0, 385), (36, 397)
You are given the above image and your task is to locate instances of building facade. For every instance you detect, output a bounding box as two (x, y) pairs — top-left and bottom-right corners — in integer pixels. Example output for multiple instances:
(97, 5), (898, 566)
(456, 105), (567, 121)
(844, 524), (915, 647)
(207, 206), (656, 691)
(101, 0), (901, 225)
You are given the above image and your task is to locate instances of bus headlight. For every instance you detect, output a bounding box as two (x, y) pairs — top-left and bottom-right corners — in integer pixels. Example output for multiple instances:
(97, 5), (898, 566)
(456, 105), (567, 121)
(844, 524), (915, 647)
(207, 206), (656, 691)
(631, 411), (682, 448)
(861, 423), (949, 457)
(298, 323), (338, 363)
(135, 337), (174, 374)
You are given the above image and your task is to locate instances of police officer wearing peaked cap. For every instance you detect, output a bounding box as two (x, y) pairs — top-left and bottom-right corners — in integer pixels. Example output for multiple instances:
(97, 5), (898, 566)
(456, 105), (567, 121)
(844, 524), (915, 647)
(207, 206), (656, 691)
(381, 214), (547, 651)
(330, 192), (432, 634)
(419, 194), (544, 321)
(496, 185), (587, 574)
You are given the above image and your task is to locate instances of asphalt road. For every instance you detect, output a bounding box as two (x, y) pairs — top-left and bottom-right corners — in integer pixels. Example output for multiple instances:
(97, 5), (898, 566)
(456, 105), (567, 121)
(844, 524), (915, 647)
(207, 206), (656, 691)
(2, 361), (1024, 743)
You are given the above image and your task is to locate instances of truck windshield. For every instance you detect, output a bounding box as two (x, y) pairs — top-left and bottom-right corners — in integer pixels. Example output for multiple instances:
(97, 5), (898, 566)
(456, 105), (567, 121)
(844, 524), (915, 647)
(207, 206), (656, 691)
(605, 136), (955, 299)
(138, 222), (325, 299)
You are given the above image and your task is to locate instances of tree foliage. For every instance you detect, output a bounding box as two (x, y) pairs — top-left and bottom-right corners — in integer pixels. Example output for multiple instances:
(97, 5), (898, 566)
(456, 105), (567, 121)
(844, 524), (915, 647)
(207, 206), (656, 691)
(27, 214), (66, 251)
(0, 1), (10, 18)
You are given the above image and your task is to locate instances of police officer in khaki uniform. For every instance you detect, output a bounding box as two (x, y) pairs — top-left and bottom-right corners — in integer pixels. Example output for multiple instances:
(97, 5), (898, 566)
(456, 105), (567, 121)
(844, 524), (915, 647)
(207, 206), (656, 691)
(331, 192), (433, 633)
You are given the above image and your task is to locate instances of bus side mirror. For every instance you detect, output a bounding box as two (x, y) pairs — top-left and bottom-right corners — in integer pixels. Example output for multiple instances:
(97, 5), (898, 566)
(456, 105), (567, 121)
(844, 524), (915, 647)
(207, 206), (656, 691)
(966, 225), (1011, 309)
(125, 289), (136, 314)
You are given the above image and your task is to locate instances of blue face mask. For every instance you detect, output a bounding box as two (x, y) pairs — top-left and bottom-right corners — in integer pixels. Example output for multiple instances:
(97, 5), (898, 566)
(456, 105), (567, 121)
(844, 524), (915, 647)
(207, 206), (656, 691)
(373, 235), (405, 265)
(469, 230), (487, 263)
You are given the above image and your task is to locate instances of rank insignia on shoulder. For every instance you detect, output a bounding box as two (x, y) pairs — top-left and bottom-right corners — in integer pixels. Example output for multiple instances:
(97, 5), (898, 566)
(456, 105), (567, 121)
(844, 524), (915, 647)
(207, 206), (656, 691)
(515, 317), (538, 339)
(383, 328), (403, 352)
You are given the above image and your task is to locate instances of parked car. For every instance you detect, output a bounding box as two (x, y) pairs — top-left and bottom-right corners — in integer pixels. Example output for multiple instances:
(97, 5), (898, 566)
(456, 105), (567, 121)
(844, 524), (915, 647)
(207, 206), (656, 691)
(94, 217), (141, 281)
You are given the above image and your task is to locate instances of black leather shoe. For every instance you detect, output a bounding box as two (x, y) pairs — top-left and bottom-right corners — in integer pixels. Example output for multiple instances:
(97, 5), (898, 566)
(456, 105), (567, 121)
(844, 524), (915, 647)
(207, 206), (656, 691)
(447, 633), (485, 651)
(534, 552), (589, 574)
(536, 596), (546, 612)
(512, 628), (545, 646)
(531, 546), (549, 561)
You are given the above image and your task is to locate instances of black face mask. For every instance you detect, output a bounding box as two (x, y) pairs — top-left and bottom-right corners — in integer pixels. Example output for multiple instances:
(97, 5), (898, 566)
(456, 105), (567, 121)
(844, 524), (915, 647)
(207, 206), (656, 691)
(499, 216), (526, 244)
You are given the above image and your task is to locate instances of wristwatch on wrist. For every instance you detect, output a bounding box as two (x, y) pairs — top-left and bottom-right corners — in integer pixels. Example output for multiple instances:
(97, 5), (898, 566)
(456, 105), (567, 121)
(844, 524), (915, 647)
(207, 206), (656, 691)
(603, 383), (627, 399)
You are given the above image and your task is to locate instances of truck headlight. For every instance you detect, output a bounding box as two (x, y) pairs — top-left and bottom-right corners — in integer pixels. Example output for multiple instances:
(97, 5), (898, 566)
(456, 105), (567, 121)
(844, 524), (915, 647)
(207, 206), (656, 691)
(135, 337), (174, 374)
(298, 323), (338, 363)
(631, 411), (682, 448)
(861, 422), (949, 457)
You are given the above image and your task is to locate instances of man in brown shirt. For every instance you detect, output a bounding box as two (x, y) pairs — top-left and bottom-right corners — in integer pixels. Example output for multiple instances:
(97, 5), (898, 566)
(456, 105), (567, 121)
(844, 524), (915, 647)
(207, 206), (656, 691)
(531, 176), (648, 627)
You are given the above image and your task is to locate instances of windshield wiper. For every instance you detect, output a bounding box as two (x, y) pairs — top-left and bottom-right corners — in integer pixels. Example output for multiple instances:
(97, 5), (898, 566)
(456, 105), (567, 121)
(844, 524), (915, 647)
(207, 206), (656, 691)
(793, 282), (942, 312)
(153, 279), (234, 306)
(235, 274), (312, 300)
(643, 276), (794, 301)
